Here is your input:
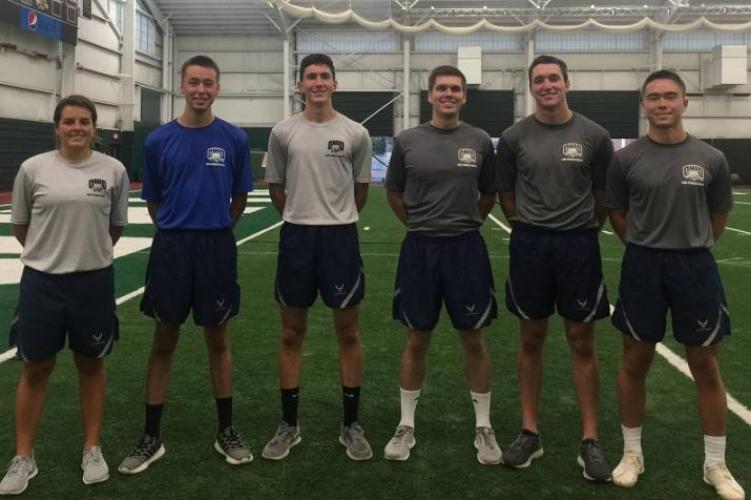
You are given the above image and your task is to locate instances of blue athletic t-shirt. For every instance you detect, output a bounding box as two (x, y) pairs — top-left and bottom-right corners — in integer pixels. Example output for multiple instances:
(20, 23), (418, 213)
(142, 118), (252, 229)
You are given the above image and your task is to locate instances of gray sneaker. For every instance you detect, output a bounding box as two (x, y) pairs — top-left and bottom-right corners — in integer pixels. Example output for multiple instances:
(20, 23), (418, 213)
(0, 455), (37, 495)
(81, 446), (109, 485)
(577, 439), (612, 483)
(474, 427), (502, 465)
(261, 422), (301, 460)
(501, 430), (543, 468)
(339, 423), (373, 461)
(117, 435), (165, 475)
(214, 426), (253, 465)
(383, 425), (415, 461)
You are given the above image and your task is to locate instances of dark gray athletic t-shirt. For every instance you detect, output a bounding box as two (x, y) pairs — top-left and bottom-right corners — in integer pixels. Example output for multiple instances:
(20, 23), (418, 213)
(386, 122), (496, 237)
(496, 113), (613, 230)
(606, 135), (733, 249)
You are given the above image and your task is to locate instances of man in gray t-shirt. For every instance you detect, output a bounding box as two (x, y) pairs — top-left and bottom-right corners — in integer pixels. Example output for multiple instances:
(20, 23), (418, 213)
(261, 54), (373, 462)
(382, 65), (501, 465)
(606, 70), (743, 499)
(495, 55), (612, 482)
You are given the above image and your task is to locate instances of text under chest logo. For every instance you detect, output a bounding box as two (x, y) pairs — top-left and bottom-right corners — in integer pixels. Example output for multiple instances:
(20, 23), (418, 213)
(206, 147), (226, 167)
(457, 148), (477, 167)
(561, 143), (584, 162)
(682, 164), (705, 186)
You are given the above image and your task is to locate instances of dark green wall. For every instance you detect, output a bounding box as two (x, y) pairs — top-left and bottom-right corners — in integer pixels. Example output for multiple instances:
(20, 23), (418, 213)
(703, 138), (751, 184)
(567, 91), (640, 139)
(0, 118), (54, 190)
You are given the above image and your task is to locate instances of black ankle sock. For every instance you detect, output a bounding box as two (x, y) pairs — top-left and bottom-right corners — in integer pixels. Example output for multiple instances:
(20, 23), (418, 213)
(216, 397), (233, 431)
(144, 403), (164, 439)
(342, 386), (361, 427)
(281, 388), (300, 427)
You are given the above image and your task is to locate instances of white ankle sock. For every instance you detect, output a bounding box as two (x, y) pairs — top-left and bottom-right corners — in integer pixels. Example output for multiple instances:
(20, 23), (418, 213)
(470, 391), (492, 428)
(704, 435), (726, 468)
(621, 424), (643, 455)
(398, 388), (420, 428)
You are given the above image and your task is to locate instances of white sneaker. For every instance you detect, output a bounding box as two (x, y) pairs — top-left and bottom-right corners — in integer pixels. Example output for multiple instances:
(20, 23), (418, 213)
(612, 452), (644, 488)
(82, 446), (109, 485)
(0, 455), (37, 495)
(704, 463), (745, 500)
(384, 425), (415, 461)
(474, 427), (502, 465)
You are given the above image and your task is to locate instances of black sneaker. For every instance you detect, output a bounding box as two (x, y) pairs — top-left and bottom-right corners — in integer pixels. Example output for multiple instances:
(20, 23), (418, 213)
(118, 435), (165, 475)
(577, 439), (612, 483)
(501, 429), (543, 468)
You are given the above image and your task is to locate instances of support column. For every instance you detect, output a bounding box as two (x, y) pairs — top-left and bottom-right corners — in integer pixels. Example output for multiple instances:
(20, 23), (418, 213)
(650, 30), (663, 71)
(59, 42), (76, 98)
(161, 22), (172, 122)
(120, 0), (136, 131)
(402, 36), (410, 133)
(524, 32), (535, 118)
(283, 38), (291, 120)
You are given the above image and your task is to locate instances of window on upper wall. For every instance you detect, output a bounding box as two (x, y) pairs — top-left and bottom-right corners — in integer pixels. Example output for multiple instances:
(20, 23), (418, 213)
(136, 9), (161, 58)
(106, 0), (123, 32)
(297, 30), (400, 53)
(663, 30), (751, 51)
(536, 29), (648, 52)
(414, 32), (522, 52)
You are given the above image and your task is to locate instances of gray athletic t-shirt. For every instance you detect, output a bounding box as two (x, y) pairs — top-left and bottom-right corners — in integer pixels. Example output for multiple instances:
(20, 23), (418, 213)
(606, 135), (733, 249)
(11, 150), (129, 273)
(496, 113), (613, 230)
(385, 122), (496, 237)
(265, 112), (372, 225)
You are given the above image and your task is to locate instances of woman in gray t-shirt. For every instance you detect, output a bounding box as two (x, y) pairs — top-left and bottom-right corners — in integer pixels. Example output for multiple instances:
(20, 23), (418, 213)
(0, 95), (129, 495)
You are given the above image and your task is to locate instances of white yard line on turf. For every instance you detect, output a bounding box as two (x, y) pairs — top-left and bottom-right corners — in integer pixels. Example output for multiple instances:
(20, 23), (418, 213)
(0, 219), (285, 367)
(734, 201), (751, 205)
(488, 214), (511, 234)
(733, 191), (747, 195)
(726, 227), (751, 236)
(601, 230), (613, 235)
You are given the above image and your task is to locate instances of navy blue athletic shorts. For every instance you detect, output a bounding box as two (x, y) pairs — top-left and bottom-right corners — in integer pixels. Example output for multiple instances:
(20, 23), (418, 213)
(393, 230), (497, 332)
(275, 222), (364, 309)
(140, 228), (240, 326)
(505, 223), (609, 322)
(611, 245), (730, 346)
(10, 266), (118, 362)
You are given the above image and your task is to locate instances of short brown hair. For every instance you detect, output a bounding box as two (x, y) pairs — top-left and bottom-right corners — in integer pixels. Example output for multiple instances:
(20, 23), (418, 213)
(642, 69), (686, 97)
(528, 55), (569, 84)
(428, 65), (466, 91)
(53, 95), (98, 127)
(181, 55), (221, 82)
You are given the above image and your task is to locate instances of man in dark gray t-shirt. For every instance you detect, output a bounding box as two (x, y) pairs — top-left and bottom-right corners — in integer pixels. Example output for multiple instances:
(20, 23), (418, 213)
(383, 65), (501, 466)
(495, 55), (612, 483)
(606, 70), (743, 499)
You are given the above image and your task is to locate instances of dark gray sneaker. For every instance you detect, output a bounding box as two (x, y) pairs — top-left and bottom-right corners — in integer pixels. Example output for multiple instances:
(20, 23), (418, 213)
(261, 422), (301, 460)
(214, 427), (253, 465)
(577, 439), (612, 483)
(339, 422), (373, 461)
(117, 435), (165, 475)
(501, 430), (543, 468)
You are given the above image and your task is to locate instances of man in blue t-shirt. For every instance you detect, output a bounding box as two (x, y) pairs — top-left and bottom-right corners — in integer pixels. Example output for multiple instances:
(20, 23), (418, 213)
(118, 55), (253, 475)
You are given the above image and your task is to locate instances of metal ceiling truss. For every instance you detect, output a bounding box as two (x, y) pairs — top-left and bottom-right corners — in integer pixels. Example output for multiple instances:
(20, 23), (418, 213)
(410, 5), (751, 19)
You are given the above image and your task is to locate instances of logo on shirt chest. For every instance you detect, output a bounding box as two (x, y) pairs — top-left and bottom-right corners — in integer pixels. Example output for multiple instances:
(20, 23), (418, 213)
(326, 139), (345, 158)
(681, 164), (705, 186)
(206, 147), (226, 167)
(87, 178), (107, 198)
(457, 148), (478, 168)
(561, 143), (584, 162)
